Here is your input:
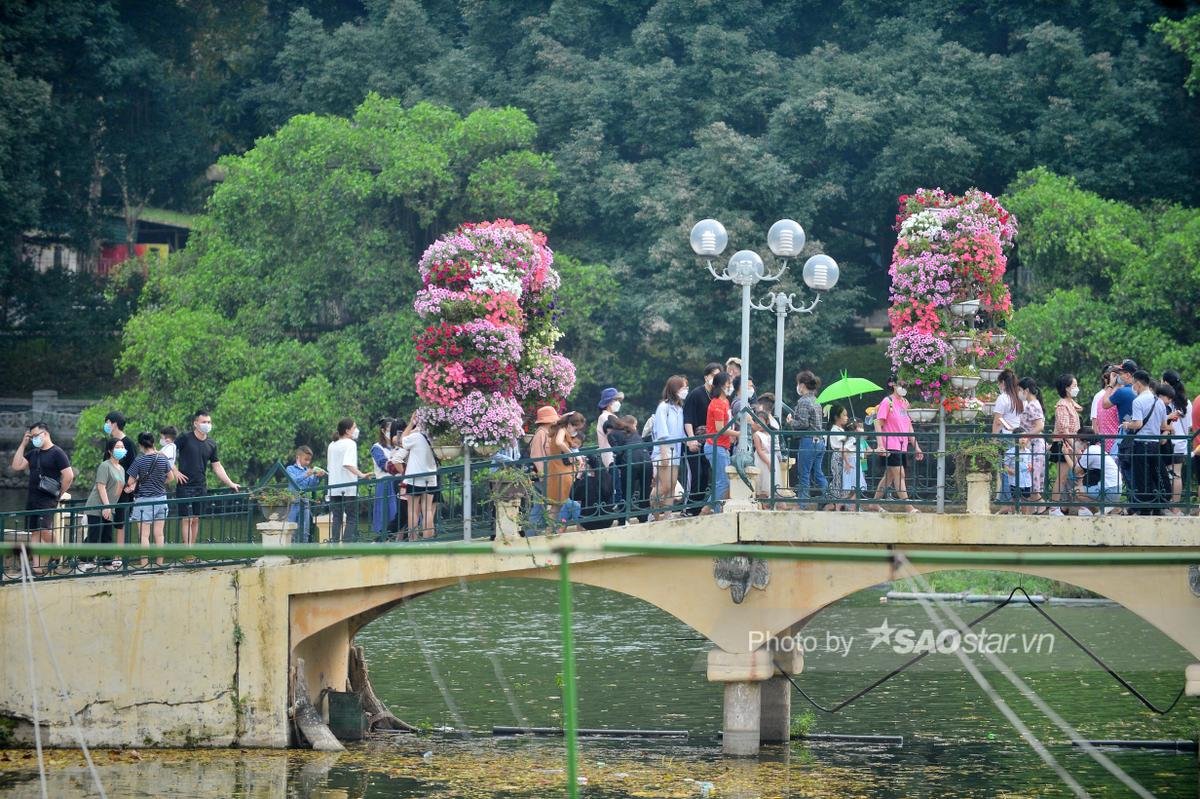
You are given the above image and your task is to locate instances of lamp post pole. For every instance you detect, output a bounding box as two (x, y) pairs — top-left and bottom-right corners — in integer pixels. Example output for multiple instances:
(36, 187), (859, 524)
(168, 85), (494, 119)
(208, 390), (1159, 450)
(750, 291), (818, 424)
(690, 220), (840, 469)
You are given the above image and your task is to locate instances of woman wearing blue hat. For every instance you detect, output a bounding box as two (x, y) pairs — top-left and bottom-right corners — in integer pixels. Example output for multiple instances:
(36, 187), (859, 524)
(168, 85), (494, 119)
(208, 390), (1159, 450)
(596, 387), (624, 468)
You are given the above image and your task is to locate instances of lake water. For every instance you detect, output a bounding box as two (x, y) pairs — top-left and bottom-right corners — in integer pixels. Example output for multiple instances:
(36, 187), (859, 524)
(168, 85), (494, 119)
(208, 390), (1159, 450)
(1, 575), (1197, 797)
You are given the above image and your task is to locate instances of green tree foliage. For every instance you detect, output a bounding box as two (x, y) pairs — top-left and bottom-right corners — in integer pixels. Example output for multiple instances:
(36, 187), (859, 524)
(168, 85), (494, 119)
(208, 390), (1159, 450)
(78, 96), (565, 480)
(1156, 12), (1200, 95)
(1005, 169), (1200, 386)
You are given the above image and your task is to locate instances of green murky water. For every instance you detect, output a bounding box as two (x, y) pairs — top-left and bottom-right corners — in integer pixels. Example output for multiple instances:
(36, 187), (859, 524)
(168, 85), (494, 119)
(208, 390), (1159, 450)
(2, 575), (1197, 797)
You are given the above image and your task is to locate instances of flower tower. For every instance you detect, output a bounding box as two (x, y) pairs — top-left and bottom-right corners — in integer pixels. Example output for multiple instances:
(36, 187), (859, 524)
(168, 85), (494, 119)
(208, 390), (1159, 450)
(413, 220), (575, 445)
(886, 189), (1018, 419)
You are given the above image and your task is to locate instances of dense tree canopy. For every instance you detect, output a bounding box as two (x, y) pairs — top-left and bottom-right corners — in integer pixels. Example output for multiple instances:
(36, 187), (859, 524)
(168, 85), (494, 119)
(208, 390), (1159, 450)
(1006, 168), (1200, 386)
(77, 96), (582, 480)
(5, 0), (1200, 421)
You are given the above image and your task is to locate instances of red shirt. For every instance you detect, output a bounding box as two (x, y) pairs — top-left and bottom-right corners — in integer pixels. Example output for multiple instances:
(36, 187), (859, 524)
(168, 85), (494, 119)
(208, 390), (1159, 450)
(707, 396), (732, 449)
(1191, 393), (1200, 452)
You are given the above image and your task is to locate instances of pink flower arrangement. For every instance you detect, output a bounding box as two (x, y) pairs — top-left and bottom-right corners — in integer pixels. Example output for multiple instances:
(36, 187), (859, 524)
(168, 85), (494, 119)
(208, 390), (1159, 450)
(413, 220), (573, 444)
(887, 188), (1018, 402)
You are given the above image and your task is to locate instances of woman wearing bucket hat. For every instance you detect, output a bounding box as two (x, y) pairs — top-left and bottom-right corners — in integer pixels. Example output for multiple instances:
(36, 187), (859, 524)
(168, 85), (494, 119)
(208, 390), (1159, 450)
(595, 387), (624, 468)
(525, 405), (560, 533)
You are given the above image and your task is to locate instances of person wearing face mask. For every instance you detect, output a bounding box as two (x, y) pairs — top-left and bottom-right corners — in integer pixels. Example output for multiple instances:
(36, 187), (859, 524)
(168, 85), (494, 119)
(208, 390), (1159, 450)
(792, 370), (829, 509)
(11, 421), (73, 574)
(1017, 377), (1047, 510)
(681, 362), (722, 516)
(327, 417), (371, 543)
(102, 411), (136, 546)
(1049, 373), (1082, 515)
(653, 375), (689, 517)
(79, 438), (127, 572)
(868, 377), (924, 513)
(174, 410), (240, 550)
(703, 371), (738, 513)
(595, 388), (625, 468)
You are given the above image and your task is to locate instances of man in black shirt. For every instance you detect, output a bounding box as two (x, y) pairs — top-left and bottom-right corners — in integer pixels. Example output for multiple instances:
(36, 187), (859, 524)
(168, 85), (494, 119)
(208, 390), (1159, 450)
(175, 410), (241, 547)
(681, 362), (722, 515)
(11, 421), (73, 572)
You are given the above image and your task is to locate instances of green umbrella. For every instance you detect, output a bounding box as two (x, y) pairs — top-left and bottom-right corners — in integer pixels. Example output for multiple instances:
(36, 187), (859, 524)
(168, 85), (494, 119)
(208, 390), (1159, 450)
(816, 371), (885, 405)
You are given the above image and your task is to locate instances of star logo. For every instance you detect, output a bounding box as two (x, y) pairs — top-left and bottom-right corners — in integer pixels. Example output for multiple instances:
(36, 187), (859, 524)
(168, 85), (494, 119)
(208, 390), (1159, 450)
(866, 618), (896, 650)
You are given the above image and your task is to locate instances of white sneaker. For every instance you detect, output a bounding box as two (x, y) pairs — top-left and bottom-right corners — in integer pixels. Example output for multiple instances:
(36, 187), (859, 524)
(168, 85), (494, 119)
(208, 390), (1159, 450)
(1076, 507), (1093, 516)
(1048, 508), (1064, 516)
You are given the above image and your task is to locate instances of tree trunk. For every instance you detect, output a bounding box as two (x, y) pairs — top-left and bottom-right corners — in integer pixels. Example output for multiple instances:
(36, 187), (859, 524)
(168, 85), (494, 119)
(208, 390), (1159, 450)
(349, 645), (417, 732)
(290, 658), (345, 751)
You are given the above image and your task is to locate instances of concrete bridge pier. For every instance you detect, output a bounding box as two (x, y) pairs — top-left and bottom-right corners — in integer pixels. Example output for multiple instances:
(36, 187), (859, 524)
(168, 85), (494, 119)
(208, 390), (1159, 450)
(760, 648), (804, 744)
(707, 648), (774, 755)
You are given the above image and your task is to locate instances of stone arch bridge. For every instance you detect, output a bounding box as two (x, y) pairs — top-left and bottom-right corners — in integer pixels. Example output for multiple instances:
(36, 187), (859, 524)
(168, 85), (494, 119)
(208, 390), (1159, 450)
(2, 509), (1199, 755)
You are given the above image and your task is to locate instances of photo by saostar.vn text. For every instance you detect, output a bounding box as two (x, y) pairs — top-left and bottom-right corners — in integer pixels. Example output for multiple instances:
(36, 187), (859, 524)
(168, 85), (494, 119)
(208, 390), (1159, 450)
(748, 619), (1056, 658)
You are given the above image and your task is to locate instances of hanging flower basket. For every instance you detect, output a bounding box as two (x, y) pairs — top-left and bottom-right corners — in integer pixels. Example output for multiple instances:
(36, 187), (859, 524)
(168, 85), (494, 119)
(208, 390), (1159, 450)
(433, 443), (463, 461)
(950, 299), (981, 317)
(471, 443), (500, 458)
(952, 407), (981, 422)
(949, 334), (975, 354)
(949, 375), (981, 390)
(978, 368), (1002, 382)
(985, 330), (1009, 346)
(979, 400), (995, 415)
(908, 407), (939, 423)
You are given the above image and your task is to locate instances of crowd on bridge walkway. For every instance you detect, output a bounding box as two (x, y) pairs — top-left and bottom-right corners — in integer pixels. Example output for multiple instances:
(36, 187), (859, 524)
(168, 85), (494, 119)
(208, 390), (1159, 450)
(7, 355), (1200, 575)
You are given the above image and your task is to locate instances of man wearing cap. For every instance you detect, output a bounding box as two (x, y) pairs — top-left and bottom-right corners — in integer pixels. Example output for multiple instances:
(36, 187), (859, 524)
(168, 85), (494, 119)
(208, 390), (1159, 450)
(596, 388), (624, 468)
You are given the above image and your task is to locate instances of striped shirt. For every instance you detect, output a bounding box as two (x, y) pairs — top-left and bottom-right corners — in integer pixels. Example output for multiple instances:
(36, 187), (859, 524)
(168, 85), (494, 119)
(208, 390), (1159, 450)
(127, 453), (171, 498)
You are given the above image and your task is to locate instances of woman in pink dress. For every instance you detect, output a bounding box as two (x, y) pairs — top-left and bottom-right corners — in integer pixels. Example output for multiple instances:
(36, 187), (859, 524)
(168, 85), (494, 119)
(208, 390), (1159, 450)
(1090, 366), (1120, 453)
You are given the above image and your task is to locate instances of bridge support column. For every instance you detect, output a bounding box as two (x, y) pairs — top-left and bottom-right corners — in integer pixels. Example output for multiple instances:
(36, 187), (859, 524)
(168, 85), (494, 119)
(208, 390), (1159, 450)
(760, 649), (804, 744)
(708, 647), (772, 755)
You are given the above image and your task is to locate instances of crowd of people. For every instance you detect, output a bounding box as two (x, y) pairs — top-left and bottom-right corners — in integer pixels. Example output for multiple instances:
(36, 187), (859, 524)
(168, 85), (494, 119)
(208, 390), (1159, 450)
(9, 356), (1200, 572)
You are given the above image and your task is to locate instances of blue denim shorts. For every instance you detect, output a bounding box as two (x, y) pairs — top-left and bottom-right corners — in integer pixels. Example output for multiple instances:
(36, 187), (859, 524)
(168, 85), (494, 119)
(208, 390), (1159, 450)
(131, 496), (169, 522)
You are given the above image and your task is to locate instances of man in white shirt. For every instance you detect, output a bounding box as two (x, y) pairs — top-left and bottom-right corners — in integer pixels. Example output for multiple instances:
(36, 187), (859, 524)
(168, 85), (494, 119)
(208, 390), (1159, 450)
(327, 418), (370, 542)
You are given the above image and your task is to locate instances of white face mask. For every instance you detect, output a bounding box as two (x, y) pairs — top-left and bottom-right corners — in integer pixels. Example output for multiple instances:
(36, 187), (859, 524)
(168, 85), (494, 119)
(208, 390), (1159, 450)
(896, 386), (907, 397)
(351, 428), (360, 441)
(1068, 386), (1079, 398)
(724, 386), (733, 397)
(676, 388), (688, 401)
(198, 422), (213, 434)
(610, 401), (622, 413)
(796, 385), (803, 396)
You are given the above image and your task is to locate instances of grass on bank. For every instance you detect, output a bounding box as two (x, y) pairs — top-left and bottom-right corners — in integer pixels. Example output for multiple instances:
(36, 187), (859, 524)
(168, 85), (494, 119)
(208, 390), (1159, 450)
(889, 570), (1100, 599)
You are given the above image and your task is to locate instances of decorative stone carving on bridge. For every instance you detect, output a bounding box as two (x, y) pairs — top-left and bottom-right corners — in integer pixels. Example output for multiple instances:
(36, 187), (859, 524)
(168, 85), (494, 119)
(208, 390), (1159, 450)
(714, 556), (769, 604)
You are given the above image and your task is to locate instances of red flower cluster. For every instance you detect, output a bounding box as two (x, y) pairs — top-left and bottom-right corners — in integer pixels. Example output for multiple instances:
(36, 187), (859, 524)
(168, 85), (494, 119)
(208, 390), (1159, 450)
(424, 258), (475, 290)
(461, 357), (516, 394)
(414, 321), (464, 365)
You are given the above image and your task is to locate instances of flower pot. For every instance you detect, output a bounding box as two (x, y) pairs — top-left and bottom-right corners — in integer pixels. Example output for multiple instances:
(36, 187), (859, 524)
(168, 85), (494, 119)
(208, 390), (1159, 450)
(952, 408), (980, 422)
(979, 401), (995, 415)
(978, 368), (1002, 382)
(949, 335), (975, 353)
(986, 331), (1008, 345)
(258, 504), (290, 522)
(489, 480), (527, 502)
(949, 375), (980, 390)
(908, 407), (938, 423)
(950, 299), (981, 317)
(471, 443), (499, 458)
(433, 444), (462, 461)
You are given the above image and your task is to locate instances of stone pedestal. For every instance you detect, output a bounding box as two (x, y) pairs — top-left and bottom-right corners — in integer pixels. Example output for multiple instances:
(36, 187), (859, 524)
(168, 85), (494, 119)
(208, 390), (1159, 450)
(708, 647), (773, 755)
(312, 514), (331, 544)
(256, 519), (296, 565)
(966, 472), (991, 515)
(725, 465), (759, 512)
(494, 498), (522, 541)
(1186, 663), (1200, 697)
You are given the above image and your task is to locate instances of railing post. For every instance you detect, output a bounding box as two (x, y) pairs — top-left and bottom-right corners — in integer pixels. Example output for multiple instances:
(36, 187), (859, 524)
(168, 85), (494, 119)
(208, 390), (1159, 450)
(462, 444), (472, 541)
(558, 552), (580, 799)
(936, 408), (946, 513)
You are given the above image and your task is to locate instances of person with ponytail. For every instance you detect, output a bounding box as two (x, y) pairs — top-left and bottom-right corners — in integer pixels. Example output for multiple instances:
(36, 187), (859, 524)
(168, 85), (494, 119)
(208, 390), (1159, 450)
(991, 368), (1023, 509)
(1018, 376), (1047, 510)
(1049, 374), (1082, 515)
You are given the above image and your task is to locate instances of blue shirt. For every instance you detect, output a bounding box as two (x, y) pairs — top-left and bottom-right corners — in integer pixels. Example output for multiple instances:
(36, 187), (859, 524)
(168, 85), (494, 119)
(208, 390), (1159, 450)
(286, 462), (322, 493)
(653, 401), (686, 454)
(1109, 385), (1136, 422)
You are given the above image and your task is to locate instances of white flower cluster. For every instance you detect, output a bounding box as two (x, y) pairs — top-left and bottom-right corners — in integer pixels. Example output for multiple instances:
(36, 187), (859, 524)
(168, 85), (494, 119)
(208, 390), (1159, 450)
(898, 209), (944, 241)
(468, 259), (523, 296)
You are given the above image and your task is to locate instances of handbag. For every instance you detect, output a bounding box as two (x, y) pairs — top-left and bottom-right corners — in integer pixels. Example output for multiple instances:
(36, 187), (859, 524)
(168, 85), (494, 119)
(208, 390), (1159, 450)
(37, 474), (62, 497)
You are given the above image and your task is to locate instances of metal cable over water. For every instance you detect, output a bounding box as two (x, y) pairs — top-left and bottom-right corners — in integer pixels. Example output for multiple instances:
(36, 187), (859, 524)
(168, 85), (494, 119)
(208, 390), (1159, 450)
(777, 587), (1184, 716)
(896, 555), (1155, 799)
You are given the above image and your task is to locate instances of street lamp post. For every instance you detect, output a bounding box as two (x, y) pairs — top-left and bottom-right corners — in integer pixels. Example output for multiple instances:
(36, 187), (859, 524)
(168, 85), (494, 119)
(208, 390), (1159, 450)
(749, 253), (841, 424)
(689, 219), (839, 469)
